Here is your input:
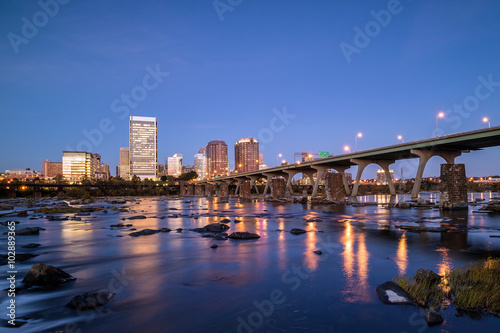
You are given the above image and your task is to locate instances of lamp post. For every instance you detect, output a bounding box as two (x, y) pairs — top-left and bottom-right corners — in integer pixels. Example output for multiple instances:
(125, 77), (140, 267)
(483, 117), (490, 128)
(355, 132), (362, 151)
(277, 153), (282, 166)
(344, 145), (350, 154)
(397, 135), (404, 143)
(436, 111), (445, 137)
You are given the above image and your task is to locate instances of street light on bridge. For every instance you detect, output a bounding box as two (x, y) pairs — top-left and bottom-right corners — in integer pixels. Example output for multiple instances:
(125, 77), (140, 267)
(436, 111), (445, 137)
(397, 135), (404, 143)
(483, 117), (490, 128)
(355, 132), (362, 151)
(277, 153), (282, 166)
(344, 145), (351, 153)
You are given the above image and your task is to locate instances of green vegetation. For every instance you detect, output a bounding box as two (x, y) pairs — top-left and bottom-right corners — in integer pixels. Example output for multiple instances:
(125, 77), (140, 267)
(394, 258), (500, 315)
(449, 259), (500, 312)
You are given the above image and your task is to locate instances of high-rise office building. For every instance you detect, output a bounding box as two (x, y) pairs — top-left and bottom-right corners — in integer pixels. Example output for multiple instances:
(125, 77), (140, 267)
(129, 116), (157, 180)
(62, 151), (95, 183)
(167, 153), (183, 177)
(235, 137), (259, 173)
(42, 160), (62, 178)
(118, 147), (130, 179)
(206, 140), (228, 178)
(194, 147), (207, 180)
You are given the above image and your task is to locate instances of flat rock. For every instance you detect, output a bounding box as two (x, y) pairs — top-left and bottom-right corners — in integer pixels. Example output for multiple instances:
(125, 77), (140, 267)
(4, 227), (45, 236)
(376, 281), (416, 305)
(0, 204), (14, 211)
(128, 215), (147, 220)
(22, 243), (41, 248)
(129, 229), (160, 237)
(22, 263), (76, 286)
(67, 290), (116, 310)
(228, 232), (260, 240)
(210, 244), (218, 248)
(313, 250), (323, 255)
(290, 228), (307, 235)
(220, 218), (231, 223)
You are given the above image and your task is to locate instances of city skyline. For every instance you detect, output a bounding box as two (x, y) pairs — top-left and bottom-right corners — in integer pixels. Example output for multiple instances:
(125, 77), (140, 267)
(1, 1), (500, 178)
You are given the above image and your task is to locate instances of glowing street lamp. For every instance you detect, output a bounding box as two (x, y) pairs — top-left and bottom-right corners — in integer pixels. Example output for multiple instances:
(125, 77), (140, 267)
(397, 135), (404, 143)
(436, 111), (445, 137)
(344, 145), (351, 153)
(281, 159), (286, 165)
(483, 117), (490, 128)
(355, 132), (362, 151)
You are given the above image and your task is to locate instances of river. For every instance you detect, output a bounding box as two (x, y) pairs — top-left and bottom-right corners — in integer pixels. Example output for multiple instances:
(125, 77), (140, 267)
(1, 193), (500, 332)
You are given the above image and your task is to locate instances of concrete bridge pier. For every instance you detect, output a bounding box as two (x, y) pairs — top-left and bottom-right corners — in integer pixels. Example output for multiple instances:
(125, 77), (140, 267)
(261, 173), (275, 196)
(186, 184), (194, 196)
(271, 178), (286, 198)
(439, 164), (467, 210)
(179, 181), (186, 196)
(326, 172), (345, 202)
(332, 166), (352, 196)
(248, 176), (261, 195)
(240, 180), (251, 198)
(195, 184), (204, 196)
(410, 149), (461, 199)
(234, 178), (244, 196)
(311, 166), (329, 197)
(284, 170), (299, 195)
(350, 159), (396, 197)
(219, 181), (229, 197)
(205, 183), (214, 197)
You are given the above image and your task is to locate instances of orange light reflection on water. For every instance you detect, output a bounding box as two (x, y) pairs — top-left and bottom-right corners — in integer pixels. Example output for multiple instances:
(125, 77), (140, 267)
(340, 222), (373, 303)
(396, 233), (408, 276)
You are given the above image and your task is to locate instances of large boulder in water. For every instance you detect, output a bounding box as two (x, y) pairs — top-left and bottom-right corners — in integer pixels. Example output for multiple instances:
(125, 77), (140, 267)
(67, 290), (116, 310)
(414, 268), (441, 285)
(376, 281), (416, 305)
(22, 263), (76, 286)
(228, 232), (260, 240)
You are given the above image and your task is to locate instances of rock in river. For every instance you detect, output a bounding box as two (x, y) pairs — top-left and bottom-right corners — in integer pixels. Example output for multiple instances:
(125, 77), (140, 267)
(67, 290), (116, 311)
(129, 229), (159, 237)
(3, 227), (45, 236)
(228, 232), (260, 240)
(190, 223), (230, 233)
(414, 268), (441, 285)
(376, 281), (416, 305)
(128, 215), (147, 220)
(22, 243), (41, 248)
(22, 263), (76, 286)
(290, 228), (307, 235)
(425, 310), (444, 326)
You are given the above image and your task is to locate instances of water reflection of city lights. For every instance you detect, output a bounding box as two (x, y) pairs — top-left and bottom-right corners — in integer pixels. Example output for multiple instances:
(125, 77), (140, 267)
(396, 233), (408, 276)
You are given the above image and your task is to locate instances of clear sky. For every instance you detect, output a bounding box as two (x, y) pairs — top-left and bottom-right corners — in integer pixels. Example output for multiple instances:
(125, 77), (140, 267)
(1, 0), (499, 178)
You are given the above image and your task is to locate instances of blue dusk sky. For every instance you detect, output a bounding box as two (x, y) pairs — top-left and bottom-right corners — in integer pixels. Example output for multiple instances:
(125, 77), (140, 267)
(1, 0), (499, 178)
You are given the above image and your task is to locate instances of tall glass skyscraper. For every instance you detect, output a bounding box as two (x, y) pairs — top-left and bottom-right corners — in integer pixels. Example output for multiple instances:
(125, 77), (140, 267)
(129, 116), (157, 180)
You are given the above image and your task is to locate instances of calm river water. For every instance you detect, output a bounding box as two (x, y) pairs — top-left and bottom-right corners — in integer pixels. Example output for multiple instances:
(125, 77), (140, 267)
(1, 193), (500, 333)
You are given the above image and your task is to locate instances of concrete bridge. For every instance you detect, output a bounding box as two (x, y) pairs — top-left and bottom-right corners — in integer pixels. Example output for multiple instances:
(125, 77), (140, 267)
(195, 126), (500, 207)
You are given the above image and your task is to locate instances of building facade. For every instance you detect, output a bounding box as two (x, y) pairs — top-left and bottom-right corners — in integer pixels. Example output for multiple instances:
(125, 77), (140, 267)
(62, 151), (95, 183)
(129, 116), (157, 180)
(206, 140), (228, 178)
(376, 169), (394, 185)
(194, 147), (207, 180)
(42, 160), (62, 178)
(167, 153), (183, 177)
(118, 147), (130, 179)
(235, 137), (259, 173)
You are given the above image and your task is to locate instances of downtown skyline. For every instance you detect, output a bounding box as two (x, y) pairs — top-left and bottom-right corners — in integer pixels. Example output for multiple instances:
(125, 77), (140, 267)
(1, 0), (500, 178)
